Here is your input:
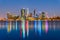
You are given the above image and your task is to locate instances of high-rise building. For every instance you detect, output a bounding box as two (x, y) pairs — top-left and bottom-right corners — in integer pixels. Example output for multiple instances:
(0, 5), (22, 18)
(33, 9), (38, 18)
(42, 12), (45, 18)
(25, 8), (29, 17)
(21, 8), (25, 17)
(34, 9), (36, 17)
(40, 12), (46, 20)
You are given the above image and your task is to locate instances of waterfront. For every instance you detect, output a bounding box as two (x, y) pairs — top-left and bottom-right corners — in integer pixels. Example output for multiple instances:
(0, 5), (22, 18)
(0, 21), (60, 40)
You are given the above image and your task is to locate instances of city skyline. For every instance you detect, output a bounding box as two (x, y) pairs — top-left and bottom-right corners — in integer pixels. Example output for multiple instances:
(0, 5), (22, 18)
(0, 0), (60, 40)
(0, 0), (60, 18)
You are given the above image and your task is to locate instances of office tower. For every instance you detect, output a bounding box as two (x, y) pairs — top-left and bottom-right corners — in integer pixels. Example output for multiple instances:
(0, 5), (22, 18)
(21, 8), (25, 17)
(29, 13), (32, 17)
(40, 12), (46, 20)
(41, 12), (45, 18)
(7, 12), (11, 19)
(25, 8), (29, 17)
(34, 9), (36, 17)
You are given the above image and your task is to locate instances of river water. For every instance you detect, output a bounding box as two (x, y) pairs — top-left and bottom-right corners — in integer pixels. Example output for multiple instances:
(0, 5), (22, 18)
(0, 20), (60, 40)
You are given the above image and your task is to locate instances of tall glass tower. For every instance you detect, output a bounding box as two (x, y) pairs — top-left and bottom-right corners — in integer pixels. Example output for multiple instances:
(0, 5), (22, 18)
(21, 8), (25, 17)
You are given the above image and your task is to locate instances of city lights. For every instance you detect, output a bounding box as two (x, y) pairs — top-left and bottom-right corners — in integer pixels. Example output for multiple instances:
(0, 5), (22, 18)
(0, 8), (60, 38)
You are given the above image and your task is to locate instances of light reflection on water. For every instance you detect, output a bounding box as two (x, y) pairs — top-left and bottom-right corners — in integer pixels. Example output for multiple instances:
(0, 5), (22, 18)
(0, 21), (60, 33)
(0, 21), (60, 40)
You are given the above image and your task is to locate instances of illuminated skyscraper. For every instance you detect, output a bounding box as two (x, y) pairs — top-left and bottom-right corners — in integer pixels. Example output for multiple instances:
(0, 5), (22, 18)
(40, 12), (46, 20)
(25, 8), (29, 17)
(33, 9), (38, 18)
(34, 9), (36, 17)
(41, 12), (46, 18)
(21, 8), (25, 17)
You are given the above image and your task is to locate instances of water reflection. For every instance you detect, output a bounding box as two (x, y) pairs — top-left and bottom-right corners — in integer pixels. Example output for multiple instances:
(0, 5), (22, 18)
(45, 20), (48, 33)
(25, 20), (29, 37)
(0, 20), (60, 38)
(37, 20), (42, 35)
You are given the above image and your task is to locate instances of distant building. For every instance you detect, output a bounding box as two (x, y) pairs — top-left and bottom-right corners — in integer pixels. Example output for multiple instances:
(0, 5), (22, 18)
(33, 9), (38, 17)
(41, 12), (46, 18)
(28, 13), (32, 17)
(25, 8), (29, 17)
(40, 12), (46, 20)
(34, 9), (36, 17)
(7, 13), (19, 20)
(21, 8), (25, 17)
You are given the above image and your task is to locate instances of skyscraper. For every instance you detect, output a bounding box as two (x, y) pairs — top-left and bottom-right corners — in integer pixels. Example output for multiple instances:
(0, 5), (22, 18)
(34, 9), (36, 17)
(25, 8), (29, 17)
(21, 8), (25, 17)
(40, 12), (46, 20)
(33, 9), (38, 18)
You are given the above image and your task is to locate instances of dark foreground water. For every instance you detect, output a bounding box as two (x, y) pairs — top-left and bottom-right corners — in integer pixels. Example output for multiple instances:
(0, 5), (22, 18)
(0, 21), (60, 40)
(0, 29), (60, 40)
